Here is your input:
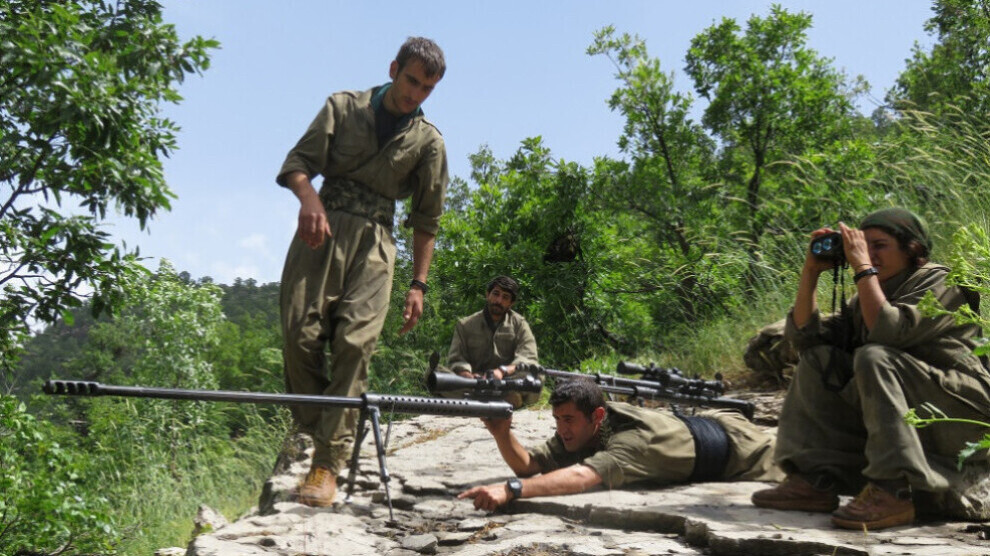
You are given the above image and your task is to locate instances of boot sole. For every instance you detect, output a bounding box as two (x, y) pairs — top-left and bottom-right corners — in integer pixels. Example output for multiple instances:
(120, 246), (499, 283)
(297, 492), (335, 507)
(831, 508), (915, 530)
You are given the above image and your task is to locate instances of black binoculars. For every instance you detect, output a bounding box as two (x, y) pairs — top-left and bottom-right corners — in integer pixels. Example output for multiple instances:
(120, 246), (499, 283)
(810, 232), (844, 262)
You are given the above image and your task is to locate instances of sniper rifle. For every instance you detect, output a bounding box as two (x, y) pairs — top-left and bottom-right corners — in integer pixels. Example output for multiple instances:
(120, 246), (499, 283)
(42, 379), (512, 521)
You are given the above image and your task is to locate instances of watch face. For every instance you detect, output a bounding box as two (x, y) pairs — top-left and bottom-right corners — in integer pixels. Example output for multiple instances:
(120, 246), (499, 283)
(507, 478), (523, 497)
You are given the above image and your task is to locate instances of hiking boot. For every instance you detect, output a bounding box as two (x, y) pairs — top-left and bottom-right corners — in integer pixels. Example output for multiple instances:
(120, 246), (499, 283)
(297, 465), (337, 507)
(752, 474), (839, 512)
(831, 482), (915, 530)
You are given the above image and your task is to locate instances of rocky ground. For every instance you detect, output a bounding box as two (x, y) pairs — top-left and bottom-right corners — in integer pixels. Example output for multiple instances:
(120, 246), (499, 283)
(160, 391), (990, 556)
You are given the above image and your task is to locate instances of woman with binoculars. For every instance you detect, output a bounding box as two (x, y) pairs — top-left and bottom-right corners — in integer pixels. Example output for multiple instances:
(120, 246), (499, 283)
(751, 207), (990, 529)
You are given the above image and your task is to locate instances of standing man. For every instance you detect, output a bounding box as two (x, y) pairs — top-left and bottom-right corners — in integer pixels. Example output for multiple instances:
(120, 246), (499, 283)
(458, 380), (782, 511)
(277, 37), (448, 507)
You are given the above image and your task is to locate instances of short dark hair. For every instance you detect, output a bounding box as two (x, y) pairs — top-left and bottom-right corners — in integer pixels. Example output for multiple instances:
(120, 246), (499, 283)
(549, 380), (605, 419)
(396, 37), (445, 79)
(486, 275), (519, 301)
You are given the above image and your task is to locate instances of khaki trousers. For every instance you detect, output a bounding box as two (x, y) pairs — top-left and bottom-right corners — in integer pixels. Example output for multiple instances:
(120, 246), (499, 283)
(280, 211), (396, 473)
(775, 344), (990, 493)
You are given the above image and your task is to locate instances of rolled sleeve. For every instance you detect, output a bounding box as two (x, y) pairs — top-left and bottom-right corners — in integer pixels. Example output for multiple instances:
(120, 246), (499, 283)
(784, 308), (825, 351)
(579, 451), (625, 488)
(527, 442), (557, 472)
(276, 99), (335, 187)
(403, 138), (448, 235)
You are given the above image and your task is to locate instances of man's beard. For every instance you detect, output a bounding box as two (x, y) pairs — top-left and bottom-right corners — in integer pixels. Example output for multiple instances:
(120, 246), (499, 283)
(488, 303), (506, 316)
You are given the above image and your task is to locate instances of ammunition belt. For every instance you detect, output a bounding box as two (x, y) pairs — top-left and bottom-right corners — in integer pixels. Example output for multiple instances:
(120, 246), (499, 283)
(676, 414), (731, 482)
(320, 179), (395, 229)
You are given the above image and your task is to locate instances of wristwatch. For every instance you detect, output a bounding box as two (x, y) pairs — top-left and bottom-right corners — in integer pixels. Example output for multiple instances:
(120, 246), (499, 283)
(498, 364), (511, 376)
(409, 279), (429, 294)
(506, 478), (523, 500)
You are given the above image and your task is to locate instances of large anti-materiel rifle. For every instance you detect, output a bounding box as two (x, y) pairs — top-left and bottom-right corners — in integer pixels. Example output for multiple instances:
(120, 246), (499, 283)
(518, 362), (755, 420)
(42, 380), (511, 520)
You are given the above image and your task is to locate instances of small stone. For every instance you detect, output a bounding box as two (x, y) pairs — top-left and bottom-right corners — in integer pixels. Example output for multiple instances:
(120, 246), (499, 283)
(192, 504), (229, 537)
(401, 533), (438, 554)
(436, 531), (472, 546)
(457, 518), (488, 531)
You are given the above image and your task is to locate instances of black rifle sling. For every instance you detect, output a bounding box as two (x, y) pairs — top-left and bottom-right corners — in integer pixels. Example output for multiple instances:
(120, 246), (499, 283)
(675, 414), (730, 482)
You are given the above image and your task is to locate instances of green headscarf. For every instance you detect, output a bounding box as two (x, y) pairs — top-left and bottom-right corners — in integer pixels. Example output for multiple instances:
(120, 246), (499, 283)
(859, 207), (931, 253)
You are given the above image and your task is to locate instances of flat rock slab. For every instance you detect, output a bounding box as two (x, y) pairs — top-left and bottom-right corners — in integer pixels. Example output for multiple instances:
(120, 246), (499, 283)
(187, 409), (990, 556)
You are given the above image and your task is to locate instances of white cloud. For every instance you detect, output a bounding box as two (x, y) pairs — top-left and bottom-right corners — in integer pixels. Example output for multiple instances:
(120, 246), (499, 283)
(239, 233), (269, 252)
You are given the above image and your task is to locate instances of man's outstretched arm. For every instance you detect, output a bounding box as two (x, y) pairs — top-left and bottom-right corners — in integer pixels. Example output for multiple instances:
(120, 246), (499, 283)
(483, 416), (541, 477)
(457, 464), (602, 512)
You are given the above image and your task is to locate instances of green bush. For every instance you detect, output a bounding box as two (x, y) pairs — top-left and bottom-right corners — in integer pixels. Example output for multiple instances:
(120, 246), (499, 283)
(1, 395), (120, 555)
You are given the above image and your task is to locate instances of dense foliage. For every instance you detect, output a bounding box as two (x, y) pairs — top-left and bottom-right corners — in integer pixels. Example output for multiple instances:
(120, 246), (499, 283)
(0, 0), (218, 383)
(4, 1), (989, 554)
(1, 396), (119, 555)
(8, 263), (288, 554)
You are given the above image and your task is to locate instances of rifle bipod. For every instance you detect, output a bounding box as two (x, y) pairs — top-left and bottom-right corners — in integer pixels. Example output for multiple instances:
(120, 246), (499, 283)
(344, 405), (397, 521)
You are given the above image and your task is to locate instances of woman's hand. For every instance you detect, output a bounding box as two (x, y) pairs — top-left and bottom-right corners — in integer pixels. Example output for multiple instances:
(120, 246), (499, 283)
(838, 222), (871, 271)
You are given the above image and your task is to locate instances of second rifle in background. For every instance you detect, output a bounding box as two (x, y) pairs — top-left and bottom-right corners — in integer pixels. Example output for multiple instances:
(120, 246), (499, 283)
(524, 361), (753, 419)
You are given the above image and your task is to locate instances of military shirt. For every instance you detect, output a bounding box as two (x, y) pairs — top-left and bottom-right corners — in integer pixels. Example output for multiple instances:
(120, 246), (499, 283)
(527, 402), (699, 488)
(276, 85), (448, 235)
(786, 263), (989, 385)
(447, 309), (538, 375)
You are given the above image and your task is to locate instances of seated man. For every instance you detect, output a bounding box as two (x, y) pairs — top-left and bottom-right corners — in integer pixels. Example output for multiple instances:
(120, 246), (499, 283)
(440, 275), (540, 407)
(458, 380), (783, 510)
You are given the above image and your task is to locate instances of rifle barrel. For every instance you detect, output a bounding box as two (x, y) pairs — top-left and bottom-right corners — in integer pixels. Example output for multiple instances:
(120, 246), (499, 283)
(43, 380), (512, 419)
(534, 368), (754, 420)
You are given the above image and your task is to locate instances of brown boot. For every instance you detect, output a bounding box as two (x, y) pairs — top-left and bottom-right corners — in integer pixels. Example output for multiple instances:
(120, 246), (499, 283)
(297, 465), (337, 507)
(752, 474), (839, 512)
(831, 482), (914, 530)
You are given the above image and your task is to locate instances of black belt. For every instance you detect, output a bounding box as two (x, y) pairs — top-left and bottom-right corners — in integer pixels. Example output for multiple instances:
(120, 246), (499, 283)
(676, 414), (731, 482)
(320, 179), (395, 229)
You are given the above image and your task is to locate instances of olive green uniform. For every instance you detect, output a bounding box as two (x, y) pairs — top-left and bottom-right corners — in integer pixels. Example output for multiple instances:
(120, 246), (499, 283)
(529, 403), (783, 488)
(778, 263), (990, 518)
(278, 85), (448, 473)
(439, 309), (539, 406)
(447, 309), (538, 375)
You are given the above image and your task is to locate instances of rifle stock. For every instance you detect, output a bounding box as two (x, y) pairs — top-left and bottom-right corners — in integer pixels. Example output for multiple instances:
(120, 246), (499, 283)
(43, 379), (511, 521)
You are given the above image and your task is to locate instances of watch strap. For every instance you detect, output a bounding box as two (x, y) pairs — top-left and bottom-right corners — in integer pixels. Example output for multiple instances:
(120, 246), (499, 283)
(853, 267), (879, 282)
(410, 279), (429, 293)
(506, 478), (523, 499)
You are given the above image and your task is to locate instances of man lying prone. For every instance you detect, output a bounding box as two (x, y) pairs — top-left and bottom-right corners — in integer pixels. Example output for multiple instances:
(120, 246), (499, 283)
(459, 380), (783, 510)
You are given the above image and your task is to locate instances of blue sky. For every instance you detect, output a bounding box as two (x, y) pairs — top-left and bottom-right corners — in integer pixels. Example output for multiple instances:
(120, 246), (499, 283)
(107, 1), (936, 285)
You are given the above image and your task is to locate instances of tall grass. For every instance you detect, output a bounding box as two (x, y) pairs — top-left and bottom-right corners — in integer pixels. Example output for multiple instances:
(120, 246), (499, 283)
(641, 104), (990, 384)
(108, 409), (290, 554)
